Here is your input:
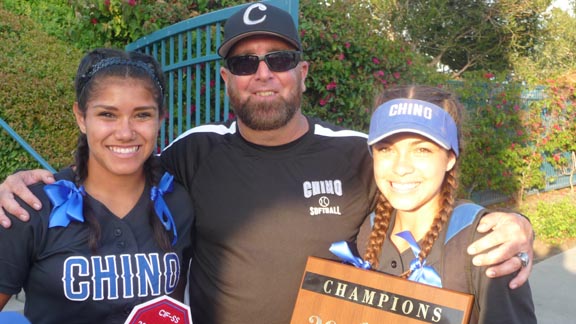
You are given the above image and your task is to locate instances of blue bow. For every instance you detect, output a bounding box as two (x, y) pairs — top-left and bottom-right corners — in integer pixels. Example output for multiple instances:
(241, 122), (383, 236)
(151, 172), (177, 246)
(44, 180), (85, 228)
(329, 241), (372, 270)
(395, 231), (443, 288)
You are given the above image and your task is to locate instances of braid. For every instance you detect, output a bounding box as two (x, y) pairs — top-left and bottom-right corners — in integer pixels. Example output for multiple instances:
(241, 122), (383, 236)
(73, 133), (102, 253)
(73, 134), (89, 184)
(401, 167), (458, 279)
(363, 193), (394, 269)
(146, 156), (174, 252)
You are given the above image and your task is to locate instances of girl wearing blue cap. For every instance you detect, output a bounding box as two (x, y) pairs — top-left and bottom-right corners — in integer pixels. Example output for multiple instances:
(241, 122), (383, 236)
(363, 85), (536, 323)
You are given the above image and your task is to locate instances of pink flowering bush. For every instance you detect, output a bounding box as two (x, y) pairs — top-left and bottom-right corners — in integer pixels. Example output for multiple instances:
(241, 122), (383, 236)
(450, 71), (575, 203)
(457, 82), (545, 202)
(299, 0), (443, 131)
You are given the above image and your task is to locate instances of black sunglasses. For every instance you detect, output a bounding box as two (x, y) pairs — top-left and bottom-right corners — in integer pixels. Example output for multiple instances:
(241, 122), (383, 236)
(224, 50), (302, 76)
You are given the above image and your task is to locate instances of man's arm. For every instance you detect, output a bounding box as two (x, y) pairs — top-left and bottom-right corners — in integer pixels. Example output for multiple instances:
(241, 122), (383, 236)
(0, 170), (54, 228)
(468, 211), (534, 289)
(0, 293), (11, 310)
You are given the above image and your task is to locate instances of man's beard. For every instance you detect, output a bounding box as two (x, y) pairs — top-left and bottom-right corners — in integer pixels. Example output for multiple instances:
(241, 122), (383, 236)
(229, 85), (302, 131)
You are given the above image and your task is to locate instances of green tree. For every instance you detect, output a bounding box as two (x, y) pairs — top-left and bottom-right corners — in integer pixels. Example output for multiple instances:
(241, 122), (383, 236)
(377, 0), (550, 77)
(512, 7), (576, 84)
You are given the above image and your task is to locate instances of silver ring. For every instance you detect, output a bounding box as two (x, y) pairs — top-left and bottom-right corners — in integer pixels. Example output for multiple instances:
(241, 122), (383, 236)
(516, 252), (529, 268)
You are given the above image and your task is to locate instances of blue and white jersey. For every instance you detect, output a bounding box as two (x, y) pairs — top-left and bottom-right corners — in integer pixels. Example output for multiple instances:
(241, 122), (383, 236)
(0, 169), (194, 324)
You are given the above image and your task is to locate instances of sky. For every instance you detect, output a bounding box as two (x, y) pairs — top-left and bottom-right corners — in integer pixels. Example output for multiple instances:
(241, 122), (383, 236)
(550, 0), (574, 14)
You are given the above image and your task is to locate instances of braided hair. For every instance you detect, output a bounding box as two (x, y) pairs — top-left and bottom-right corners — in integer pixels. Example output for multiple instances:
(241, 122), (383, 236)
(72, 48), (172, 252)
(363, 85), (464, 275)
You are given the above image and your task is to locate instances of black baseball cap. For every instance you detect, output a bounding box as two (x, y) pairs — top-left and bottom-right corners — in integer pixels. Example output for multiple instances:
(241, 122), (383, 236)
(217, 2), (302, 58)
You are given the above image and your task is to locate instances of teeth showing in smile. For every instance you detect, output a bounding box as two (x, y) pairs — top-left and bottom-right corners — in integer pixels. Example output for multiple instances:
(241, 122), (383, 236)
(109, 146), (139, 154)
(391, 182), (418, 191)
(256, 91), (274, 97)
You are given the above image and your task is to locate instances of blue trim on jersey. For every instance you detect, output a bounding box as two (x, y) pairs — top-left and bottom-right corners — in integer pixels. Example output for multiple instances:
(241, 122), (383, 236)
(445, 203), (484, 244)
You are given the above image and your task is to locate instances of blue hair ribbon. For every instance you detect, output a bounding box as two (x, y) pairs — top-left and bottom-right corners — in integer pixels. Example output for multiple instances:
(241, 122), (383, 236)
(44, 180), (85, 228)
(151, 172), (177, 246)
(395, 231), (443, 288)
(329, 241), (372, 270)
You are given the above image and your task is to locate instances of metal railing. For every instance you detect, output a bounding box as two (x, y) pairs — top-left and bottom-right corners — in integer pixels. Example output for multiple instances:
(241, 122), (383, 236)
(0, 116), (56, 173)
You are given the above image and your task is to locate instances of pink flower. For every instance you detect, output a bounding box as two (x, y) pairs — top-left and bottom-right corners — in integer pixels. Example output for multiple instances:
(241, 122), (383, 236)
(345, 42), (351, 49)
(372, 57), (380, 65)
(406, 58), (412, 66)
(319, 99), (328, 106)
(516, 130), (523, 136)
(127, 0), (136, 6)
(300, 30), (306, 37)
(554, 154), (561, 162)
(338, 53), (345, 61)
(375, 70), (384, 77)
(91, 18), (98, 25)
(393, 72), (401, 79)
(514, 105), (520, 111)
(104, 0), (111, 7)
(484, 72), (495, 79)
(326, 81), (337, 90)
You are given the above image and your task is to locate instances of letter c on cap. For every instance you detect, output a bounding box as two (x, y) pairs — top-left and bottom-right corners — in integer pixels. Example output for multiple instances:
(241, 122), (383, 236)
(243, 3), (267, 25)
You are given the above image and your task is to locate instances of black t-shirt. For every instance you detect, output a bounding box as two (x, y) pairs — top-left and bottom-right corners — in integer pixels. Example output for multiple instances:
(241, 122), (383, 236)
(161, 117), (378, 324)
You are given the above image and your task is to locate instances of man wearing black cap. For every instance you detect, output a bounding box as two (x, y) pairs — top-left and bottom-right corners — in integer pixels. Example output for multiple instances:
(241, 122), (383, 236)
(163, 3), (533, 323)
(0, 2), (535, 324)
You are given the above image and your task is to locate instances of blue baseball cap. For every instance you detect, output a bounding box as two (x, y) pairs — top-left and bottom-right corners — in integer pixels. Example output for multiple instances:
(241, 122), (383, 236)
(368, 98), (459, 156)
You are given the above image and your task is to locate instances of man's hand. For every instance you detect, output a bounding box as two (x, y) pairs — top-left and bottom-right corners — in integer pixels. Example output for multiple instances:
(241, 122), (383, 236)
(467, 211), (534, 289)
(0, 169), (55, 228)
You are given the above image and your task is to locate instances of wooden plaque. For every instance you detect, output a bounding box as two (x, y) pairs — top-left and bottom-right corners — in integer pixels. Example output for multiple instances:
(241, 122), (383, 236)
(290, 256), (473, 324)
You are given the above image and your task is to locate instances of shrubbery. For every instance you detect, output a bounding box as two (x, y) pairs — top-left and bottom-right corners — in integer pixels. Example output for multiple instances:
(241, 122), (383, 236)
(0, 6), (81, 180)
(528, 196), (576, 241)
